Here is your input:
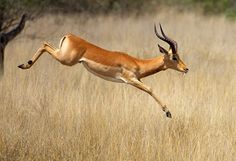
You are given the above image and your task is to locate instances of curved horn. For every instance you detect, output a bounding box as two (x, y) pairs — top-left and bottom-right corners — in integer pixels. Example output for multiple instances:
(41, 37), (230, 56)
(154, 23), (178, 53)
(159, 23), (178, 53)
(154, 23), (167, 43)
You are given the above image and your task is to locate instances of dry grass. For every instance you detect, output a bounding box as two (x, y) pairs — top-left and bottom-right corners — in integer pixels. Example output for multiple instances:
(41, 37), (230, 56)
(0, 10), (236, 160)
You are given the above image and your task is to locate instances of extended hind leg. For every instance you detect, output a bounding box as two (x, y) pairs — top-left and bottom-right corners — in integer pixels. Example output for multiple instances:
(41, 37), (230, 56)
(18, 42), (61, 69)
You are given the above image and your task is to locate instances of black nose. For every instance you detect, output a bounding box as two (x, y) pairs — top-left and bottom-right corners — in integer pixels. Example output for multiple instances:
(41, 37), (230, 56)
(185, 68), (189, 73)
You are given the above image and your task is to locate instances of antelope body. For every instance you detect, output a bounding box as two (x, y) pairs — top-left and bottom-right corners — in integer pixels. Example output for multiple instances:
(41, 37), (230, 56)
(18, 24), (189, 118)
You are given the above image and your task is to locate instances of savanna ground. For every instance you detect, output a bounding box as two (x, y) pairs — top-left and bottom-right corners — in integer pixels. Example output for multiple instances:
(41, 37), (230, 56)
(0, 10), (236, 160)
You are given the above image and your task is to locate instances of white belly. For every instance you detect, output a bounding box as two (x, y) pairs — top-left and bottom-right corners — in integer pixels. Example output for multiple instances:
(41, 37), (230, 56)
(81, 59), (124, 83)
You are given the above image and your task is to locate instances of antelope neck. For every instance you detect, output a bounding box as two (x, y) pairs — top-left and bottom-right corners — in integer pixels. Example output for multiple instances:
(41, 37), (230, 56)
(137, 55), (166, 78)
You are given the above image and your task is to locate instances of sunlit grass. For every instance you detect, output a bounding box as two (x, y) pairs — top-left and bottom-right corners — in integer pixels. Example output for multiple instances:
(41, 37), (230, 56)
(0, 10), (236, 160)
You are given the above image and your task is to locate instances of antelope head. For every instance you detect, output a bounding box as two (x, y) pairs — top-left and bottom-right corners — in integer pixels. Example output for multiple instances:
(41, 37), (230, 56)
(154, 24), (189, 73)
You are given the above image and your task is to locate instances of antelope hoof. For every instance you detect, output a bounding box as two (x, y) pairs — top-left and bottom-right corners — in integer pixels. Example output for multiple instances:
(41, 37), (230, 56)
(18, 64), (25, 69)
(166, 111), (172, 118)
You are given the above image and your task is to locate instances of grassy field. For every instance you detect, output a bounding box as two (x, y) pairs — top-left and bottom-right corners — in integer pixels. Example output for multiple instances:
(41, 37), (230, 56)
(0, 10), (236, 160)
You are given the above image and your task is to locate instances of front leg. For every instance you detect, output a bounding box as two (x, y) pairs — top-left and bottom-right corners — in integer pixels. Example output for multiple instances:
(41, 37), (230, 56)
(124, 77), (172, 118)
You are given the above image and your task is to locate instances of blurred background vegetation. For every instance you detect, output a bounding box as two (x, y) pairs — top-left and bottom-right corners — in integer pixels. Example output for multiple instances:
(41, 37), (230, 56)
(1, 0), (236, 18)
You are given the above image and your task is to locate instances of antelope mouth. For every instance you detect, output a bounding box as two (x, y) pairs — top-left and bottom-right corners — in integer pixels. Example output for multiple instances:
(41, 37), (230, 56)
(179, 68), (189, 75)
(182, 68), (189, 74)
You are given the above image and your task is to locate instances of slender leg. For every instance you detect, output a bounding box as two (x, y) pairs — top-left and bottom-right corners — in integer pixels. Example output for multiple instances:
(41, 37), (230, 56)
(125, 77), (172, 118)
(18, 42), (61, 69)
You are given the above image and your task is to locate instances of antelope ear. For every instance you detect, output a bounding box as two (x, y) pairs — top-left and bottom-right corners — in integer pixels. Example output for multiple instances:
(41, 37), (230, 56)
(158, 44), (168, 54)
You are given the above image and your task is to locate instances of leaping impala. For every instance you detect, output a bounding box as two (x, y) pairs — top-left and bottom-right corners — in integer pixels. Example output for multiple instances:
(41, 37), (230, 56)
(18, 24), (188, 118)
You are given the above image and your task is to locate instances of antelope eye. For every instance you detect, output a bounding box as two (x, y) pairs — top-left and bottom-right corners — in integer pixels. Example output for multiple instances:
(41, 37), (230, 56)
(173, 57), (177, 61)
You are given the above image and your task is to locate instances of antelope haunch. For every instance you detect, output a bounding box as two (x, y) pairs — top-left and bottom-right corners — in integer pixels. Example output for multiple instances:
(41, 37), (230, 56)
(18, 24), (189, 118)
